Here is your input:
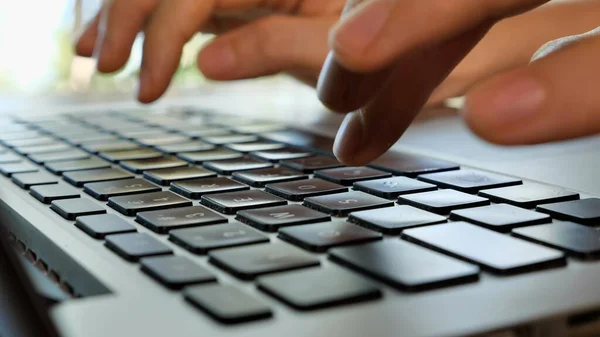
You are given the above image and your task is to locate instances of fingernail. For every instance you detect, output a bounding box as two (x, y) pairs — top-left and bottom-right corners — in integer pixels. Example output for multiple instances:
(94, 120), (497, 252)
(333, 112), (364, 163)
(198, 40), (237, 78)
(332, 0), (393, 55)
(470, 76), (546, 127)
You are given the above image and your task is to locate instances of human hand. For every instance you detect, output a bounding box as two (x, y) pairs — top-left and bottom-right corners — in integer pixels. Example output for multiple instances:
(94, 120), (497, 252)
(75, 0), (346, 102)
(318, 0), (600, 165)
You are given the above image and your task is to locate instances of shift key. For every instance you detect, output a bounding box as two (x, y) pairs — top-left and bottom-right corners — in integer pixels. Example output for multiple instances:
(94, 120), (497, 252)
(402, 222), (565, 274)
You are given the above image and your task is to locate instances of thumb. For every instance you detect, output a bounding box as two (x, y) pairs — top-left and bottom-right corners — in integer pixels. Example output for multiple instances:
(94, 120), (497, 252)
(464, 29), (600, 145)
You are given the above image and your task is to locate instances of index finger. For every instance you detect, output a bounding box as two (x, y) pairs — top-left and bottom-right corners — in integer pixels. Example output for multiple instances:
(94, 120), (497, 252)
(317, 0), (548, 113)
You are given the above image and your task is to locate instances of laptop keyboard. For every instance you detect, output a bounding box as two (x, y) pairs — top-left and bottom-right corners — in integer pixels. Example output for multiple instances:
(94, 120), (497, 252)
(0, 109), (594, 324)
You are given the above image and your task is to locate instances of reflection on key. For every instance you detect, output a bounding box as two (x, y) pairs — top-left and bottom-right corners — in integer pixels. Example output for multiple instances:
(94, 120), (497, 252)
(512, 221), (600, 259)
(402, 222), (566, 274)
(209, 243), (319, 280)
(279, 220), (382, 252)
(201, 190), (287, 215)
(329, 240), (479, 291)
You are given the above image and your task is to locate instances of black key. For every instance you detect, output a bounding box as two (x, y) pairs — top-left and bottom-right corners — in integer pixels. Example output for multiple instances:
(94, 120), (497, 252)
(279, 220), (382, 252)
(155, 141), (215, 154)
(418, 169), (522, 193)
(178, 148), (243, 164)
(260, 129), (334, 156)
(108, 191), (192, 216)
(224, 142), (285, 153)
(0, 162), (38, 177)
(231, 123), (285, 134)
(82, 140), (139, 153)
(84, 178), (161, 200)
(15, 143), (72, 155)
(281, 155), (342, 173)
(203, 158), (273, 175)
(12, 172), (58, 189)
(354, 176), (437, 199)
(265, 178), (347, 201)
(209, 243), (319, 280)
(75, 214), (137, 238)
(232, 167), (307, 187)
(50, 198), (106, 220)
(63, 133), (119, 145)
(237, 205), (330, 232)
(304, 191), (393, 216)
(4, 136), (56, 148)
(100, 148), (163, 162)
(170, 177), (249, 199)
(369, 152), (459, 177)
(135, 134), (189, 147)
(143, 166), (216, 186)
(536, 199), (600, 225)
(63, 167), (133, 187)
(512, 221), (600, 259)
(0, 131), (42, 143)
(120, 156), (187, 173)
(257, 267), (381, 310)
(201, 190), (287, 215)
(45, 158), (110, 175)
(203, 134), (258, 145)
(180, 128), (231, 138)
(251, 147), (312, 162)
(479, 183), (580, 209)
(170, 222), (269, 254)
(184, 284), (272, 324)
(450, 204), (551, 233)
(329, 240), (479, 291)
(28, 150), (89, 164)
(30, 184), (80, 204)
(141, 255), (216, 289)
(105, 233), (172, 261)
(137, 205), (227, 233)
(349, 205), (446, 234)
(402, 222), (566, 274)
(0, 153), (22, 164)
(119, 130), (165, 139)
(315, 167), (391, 186)
(397, 189), (489, 215)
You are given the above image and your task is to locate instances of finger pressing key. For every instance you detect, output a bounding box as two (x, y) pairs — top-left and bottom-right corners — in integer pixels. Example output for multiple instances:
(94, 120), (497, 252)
(138, 0), (217, 102)
(317, 0), (389, 113)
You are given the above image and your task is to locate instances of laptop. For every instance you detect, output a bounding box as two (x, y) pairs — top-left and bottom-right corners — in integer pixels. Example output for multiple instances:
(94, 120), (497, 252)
(2, 89), (600, 337)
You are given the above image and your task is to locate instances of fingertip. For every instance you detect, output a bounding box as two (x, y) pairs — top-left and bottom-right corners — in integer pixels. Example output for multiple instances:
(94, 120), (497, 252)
(197, 39), (237, 80)
(136, 68), (161, 104)
(75, 39), (94, 57)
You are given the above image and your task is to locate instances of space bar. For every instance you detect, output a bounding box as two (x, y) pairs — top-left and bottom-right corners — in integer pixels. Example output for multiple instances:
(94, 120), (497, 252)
(259, 129), (335, 156)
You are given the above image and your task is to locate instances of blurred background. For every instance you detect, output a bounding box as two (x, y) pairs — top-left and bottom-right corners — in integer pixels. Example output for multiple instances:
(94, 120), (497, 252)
(0, 0), (217, 96)
(0, 0), (318, 117)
